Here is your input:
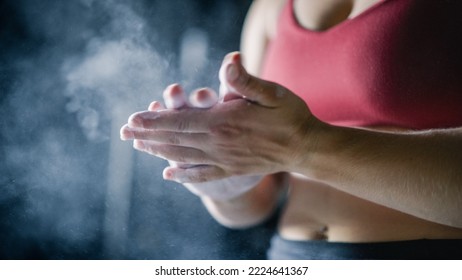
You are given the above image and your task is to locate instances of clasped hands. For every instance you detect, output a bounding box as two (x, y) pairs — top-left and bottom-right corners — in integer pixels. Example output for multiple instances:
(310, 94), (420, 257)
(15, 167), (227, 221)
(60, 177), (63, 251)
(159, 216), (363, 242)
(120, 52), (315, 200)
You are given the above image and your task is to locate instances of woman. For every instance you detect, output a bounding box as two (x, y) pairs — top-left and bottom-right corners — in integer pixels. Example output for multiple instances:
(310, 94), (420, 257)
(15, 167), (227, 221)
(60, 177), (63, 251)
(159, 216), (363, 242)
(121, 0), (462, 259)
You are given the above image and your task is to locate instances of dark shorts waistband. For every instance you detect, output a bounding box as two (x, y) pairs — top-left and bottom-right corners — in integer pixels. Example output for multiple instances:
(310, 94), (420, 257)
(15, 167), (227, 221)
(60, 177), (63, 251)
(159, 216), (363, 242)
(267, 234), (462, 260)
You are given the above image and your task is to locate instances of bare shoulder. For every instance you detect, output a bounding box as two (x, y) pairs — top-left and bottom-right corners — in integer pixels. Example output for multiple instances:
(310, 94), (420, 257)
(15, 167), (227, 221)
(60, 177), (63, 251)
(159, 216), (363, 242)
(251, 0), (286, 39)
(241, 0), (287, 75)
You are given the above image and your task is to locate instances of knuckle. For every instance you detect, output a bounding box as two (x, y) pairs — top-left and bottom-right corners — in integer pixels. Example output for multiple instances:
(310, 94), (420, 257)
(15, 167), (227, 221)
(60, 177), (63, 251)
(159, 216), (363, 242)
(189, 171), (208, 183)
(240, 74), (251, 90)
(176, 119), (189, 132)
(210, 121), (242, 139)
(175, 153), (187, 163)
(186, 165), (224, 183)
(167, 133), (180, 145)
(144, 144), (156, 155)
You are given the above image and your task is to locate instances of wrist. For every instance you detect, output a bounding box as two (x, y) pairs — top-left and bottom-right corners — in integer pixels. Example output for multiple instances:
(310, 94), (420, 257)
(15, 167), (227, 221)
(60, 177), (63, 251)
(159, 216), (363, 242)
(290, 118), (347, 179)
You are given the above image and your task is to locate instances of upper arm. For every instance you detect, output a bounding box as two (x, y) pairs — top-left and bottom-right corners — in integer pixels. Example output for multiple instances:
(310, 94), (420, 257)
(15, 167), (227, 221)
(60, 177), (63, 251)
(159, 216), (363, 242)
(240, 0), (286, 76)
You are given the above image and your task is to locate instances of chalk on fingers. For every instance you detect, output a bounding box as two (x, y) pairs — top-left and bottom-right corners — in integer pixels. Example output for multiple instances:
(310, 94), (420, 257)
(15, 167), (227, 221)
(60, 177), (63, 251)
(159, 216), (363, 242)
(190, 88), (218, 108)
(148, 101), (164, 111)
(163, 83), (187, 109)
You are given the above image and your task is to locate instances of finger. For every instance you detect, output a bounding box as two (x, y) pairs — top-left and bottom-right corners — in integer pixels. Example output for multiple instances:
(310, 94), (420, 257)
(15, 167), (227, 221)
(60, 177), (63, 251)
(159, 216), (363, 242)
(163, 165), (226, 183)
(127, 109), (213, 132)
(148, 101), (165, 111)
(123, 127), (208, 147)
(133, 140), (212, 165)
(120, 124), (135, 140)
(219, 52), (238, 97)
(219, 52), (287, 108)
(189, 87), (218, 108)
(163, 83), (188, 109)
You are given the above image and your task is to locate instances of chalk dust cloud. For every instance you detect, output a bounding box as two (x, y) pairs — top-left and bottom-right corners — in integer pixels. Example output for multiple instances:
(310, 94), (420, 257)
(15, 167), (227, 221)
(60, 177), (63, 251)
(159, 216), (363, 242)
(0, 0), (275, 259)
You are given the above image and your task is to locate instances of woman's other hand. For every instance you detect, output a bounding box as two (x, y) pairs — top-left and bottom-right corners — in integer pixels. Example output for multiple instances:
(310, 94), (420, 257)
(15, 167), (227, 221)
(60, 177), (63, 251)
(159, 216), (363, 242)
(152, 82), (264, 201)
(121, 52), (319, 184)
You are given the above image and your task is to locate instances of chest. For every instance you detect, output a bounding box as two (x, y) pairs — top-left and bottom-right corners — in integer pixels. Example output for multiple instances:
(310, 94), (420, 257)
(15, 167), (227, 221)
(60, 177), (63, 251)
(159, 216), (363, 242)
(262, 0), (462, 129)
(293, 0), (382, 32)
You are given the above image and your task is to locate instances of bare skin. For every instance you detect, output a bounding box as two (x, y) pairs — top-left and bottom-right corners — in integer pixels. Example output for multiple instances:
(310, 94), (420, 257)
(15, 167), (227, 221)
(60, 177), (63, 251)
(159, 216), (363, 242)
(121, 0), (462, 242)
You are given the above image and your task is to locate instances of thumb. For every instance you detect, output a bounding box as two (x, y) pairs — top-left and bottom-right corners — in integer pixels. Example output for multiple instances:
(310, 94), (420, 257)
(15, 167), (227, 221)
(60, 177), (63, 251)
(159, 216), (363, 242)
(219, 52), (288, 107)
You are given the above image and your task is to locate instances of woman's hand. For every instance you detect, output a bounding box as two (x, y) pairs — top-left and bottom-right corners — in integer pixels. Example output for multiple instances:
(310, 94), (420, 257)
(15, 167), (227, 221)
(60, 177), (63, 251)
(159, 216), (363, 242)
(121, 52), (319, 184)
(142, 82), (265, 201)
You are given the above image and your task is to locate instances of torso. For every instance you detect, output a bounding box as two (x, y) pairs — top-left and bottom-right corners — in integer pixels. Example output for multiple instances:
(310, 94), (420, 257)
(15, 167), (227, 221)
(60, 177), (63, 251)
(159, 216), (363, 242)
(261, 0), (462, 242)
(280, 172), (462, 242)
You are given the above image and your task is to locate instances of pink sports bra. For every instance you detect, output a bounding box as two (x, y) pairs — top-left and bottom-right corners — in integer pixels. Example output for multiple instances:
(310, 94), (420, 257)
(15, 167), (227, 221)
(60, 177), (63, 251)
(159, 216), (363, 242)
(261, 0), (462, 129)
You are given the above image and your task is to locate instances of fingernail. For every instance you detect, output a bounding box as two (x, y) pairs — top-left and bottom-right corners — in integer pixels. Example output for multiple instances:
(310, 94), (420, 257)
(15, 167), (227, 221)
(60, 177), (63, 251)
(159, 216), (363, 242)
(226, 64), (239, 81)
(163, 168), (174, 180)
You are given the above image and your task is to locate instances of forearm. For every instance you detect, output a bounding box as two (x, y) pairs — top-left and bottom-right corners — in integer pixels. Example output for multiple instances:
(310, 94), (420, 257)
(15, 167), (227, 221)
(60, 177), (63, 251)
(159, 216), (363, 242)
(201, 174), (286, 229)
(299, 124), (462, 228)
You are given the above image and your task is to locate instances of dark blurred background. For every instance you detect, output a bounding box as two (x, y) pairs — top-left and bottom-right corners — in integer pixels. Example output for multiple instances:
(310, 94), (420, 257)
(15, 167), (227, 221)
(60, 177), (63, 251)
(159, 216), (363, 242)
(0, 0), (279, 259)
